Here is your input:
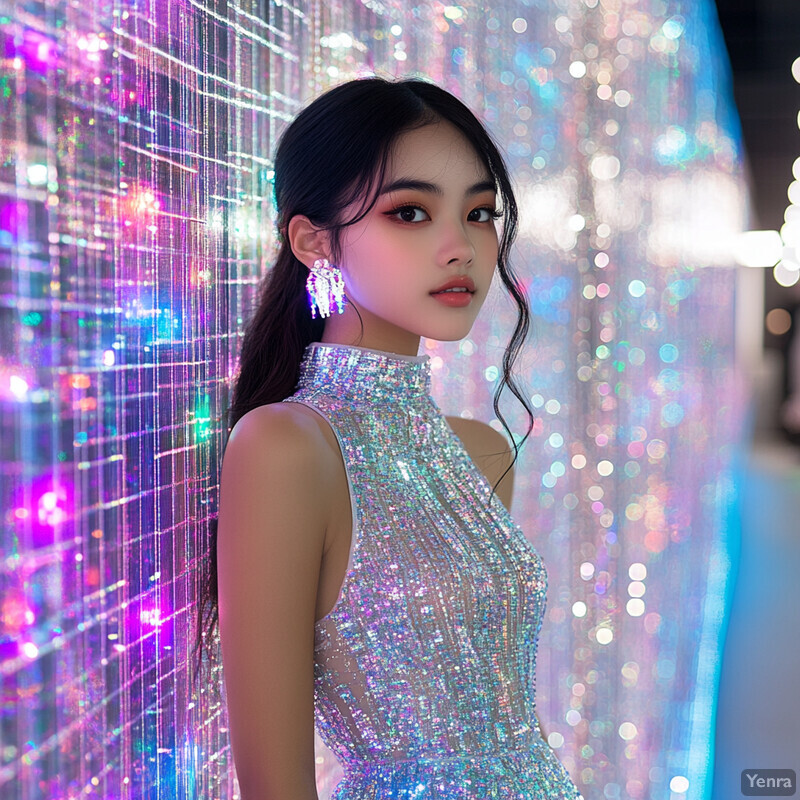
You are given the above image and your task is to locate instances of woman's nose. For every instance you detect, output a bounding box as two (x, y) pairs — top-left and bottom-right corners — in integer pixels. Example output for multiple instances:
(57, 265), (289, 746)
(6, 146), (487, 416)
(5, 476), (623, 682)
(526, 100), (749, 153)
(440, 220), (475, 267)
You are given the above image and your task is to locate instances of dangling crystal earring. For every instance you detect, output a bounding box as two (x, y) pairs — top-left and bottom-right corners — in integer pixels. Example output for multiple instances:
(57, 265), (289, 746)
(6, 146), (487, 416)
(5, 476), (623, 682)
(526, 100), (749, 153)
(306, 258), (346, 319)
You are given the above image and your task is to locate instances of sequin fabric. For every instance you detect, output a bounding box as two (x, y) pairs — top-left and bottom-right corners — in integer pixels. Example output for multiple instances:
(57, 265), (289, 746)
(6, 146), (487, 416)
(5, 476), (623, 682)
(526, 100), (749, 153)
(283, 342), (582, 800)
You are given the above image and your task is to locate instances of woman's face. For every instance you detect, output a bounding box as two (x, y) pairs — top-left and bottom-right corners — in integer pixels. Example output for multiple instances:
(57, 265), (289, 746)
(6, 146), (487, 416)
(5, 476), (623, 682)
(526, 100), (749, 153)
(321, 120), (500, 355)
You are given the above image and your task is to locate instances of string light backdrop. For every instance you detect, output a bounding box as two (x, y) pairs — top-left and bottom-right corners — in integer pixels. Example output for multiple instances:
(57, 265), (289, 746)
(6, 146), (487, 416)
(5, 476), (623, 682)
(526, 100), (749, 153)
(0, 0), (747, 798)
(1, 0), (301, 795)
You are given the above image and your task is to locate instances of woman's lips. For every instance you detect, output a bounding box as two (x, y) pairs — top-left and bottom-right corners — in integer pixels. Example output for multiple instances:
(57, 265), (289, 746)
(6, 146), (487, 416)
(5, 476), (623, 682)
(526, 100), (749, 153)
(430, 288), (474, 307)
(430, 276), (476, 293)
(430, 274), (476, 307)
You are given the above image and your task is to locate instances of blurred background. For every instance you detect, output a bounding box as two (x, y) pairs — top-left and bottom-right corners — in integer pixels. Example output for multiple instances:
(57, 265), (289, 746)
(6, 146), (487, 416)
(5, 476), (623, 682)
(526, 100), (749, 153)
(0, 0), (797, 798)
(711, 1), (800, 797)
(718, 0), (800, 438)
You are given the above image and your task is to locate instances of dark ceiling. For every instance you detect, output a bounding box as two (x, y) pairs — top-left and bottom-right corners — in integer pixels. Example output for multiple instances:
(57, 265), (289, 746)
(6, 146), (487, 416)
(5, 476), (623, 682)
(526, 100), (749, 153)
(715, 0), (800, 232)
(714, 0), (800, 347)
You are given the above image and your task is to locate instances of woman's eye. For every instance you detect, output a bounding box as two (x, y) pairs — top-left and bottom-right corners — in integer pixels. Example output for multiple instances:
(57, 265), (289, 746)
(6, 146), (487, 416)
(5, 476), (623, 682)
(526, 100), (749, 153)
(469, 207), (500, 223)
(388, 205), (430, 223)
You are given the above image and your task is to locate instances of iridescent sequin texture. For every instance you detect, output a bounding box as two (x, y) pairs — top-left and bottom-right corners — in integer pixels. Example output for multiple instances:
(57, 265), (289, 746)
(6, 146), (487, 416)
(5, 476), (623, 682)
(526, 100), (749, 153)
(283, 343), (582, 800)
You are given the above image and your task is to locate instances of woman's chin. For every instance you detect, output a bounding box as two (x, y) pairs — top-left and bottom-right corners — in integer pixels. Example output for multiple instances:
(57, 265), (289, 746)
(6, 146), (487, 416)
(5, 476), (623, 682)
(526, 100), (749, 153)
(418, 321), (479, 343)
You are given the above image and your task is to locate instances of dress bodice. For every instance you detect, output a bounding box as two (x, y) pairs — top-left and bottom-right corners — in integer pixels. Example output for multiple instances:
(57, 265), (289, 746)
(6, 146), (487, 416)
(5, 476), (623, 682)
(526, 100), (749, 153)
(283, 342), (581, 799)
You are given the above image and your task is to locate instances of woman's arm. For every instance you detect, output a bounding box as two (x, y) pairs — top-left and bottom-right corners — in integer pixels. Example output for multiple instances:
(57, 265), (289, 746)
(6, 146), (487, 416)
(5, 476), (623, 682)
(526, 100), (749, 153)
(217, 404), (331, 800)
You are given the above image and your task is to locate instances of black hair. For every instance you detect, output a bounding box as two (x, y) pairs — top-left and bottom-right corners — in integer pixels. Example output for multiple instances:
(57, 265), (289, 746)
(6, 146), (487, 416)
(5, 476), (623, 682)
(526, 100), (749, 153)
(194, 77), (534, 674)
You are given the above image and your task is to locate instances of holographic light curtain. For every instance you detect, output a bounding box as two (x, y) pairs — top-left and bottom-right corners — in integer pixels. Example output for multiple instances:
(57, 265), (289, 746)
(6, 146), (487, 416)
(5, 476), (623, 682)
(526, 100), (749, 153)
(0, 1), (746, 799)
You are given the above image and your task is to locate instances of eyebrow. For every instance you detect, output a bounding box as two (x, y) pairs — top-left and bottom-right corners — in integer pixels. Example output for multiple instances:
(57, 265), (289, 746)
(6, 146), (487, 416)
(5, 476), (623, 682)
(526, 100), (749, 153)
(378, 178), (497, 197)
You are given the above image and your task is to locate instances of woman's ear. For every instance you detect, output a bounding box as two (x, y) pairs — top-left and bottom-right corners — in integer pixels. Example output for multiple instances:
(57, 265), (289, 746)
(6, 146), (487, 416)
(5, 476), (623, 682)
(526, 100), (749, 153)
(286, 215), (332, 268)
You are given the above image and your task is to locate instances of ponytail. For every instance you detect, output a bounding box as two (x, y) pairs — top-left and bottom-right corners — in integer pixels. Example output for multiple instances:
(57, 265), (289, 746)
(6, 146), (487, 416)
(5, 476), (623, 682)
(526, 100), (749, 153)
(193, 244), (323, 678)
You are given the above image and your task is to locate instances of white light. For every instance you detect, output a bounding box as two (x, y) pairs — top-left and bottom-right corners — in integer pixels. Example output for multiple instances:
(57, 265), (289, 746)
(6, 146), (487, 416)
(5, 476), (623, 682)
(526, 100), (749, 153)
(788, 181), (800, 205)
(774, 261), (800, 287)
(626, 598), (645, 616)
(782, 246), (800, 266)
(569, 61), (587, 78)
(587, 485), (604, 501)
(27, 163), (48, 186)
(567, 214), (586, 232)
(647, 172), (747, 267)
(572, 601), (587, 617)
(22, 642), (39, 659)
(544, 399), (561, 414)
(670, 776), (690, 794)
(628, 581), (646, 597)
(517, 178), (579, 251)
(10, 375), (29, 398)
(628, 279), (646, 297)
(614, 90), (631, 108)
(782, 220), (800, 247)
(565, 709), (582, 726)
(793, 157), (800, 181)
(792, 56), (800, 84)
(597, 459), (614, 476)
(208, 209), (224, 231)
(555, 16), (571, 33)
(662, 17), (684, 39)
(596, 627), (613, 644)
(732, 230), (782, 267)
(547, 731), (565, 748)
(628, 562), (647, 580)
(618, 721), (638, 740)
(590, 154), (621, 181)
(41, 492), (57, 510)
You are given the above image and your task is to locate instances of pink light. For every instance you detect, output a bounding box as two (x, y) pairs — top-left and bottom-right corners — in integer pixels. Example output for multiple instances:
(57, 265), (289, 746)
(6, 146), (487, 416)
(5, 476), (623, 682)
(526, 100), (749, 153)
(15, 30), (58, 73)
(1, 593), (36, 633)
(140, 608), (163, 627)
(628, 441), (645, 458)
(36, 486), (67, 527)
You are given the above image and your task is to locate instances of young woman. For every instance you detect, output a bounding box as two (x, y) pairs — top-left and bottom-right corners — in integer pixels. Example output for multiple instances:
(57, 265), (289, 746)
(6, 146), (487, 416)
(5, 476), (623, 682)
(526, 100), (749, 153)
(201, 77), (581, 800)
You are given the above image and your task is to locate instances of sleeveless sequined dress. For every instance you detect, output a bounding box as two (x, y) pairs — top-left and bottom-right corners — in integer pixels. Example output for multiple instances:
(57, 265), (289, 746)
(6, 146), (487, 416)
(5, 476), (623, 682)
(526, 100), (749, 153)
(283, 342), (582, 800)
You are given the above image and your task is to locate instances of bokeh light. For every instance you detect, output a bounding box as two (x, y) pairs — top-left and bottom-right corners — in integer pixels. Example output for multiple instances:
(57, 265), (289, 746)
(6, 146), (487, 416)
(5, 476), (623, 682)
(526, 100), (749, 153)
(765, 308), (793, 336)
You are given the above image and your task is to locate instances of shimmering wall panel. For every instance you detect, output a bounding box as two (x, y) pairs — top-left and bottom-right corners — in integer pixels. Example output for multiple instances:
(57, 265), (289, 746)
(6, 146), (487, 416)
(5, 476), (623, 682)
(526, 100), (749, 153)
(1, 0), (747, 798)
(0, 0), (305, 795)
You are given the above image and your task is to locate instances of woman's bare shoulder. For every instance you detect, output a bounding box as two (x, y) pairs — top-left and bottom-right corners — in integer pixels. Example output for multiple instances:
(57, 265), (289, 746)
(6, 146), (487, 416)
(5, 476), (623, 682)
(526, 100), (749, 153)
(445, 416), (515, 508)
(227, 401), (339, 464)
(445, 416), (512, 458)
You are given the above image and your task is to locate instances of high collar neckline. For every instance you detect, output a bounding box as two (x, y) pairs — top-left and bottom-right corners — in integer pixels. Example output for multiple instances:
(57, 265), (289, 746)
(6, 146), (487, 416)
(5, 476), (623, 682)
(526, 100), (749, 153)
(296, 342), (432, 401)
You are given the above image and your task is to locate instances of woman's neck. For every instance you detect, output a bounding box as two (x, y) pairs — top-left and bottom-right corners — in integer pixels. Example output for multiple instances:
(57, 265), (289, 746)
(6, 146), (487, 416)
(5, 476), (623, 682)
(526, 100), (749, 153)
(318, 309), (422, 357)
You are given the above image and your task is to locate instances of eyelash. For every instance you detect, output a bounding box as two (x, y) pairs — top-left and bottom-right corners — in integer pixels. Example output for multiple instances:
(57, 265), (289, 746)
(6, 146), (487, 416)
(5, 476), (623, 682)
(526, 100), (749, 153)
(385, 204), (502, 224)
